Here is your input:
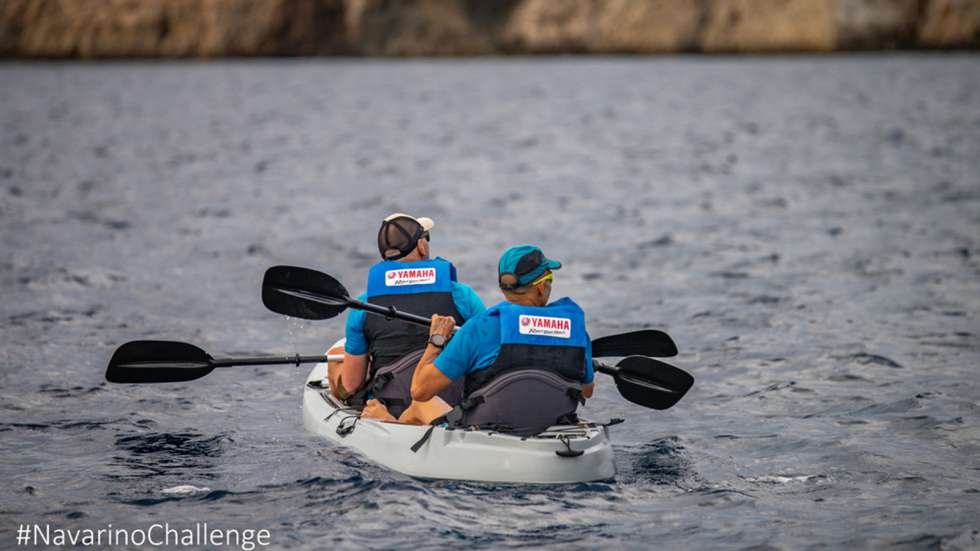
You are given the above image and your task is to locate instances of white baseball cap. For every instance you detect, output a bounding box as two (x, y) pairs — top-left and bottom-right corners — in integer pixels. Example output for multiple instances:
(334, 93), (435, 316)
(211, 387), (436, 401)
(378, 213), (435, 260)
(383, 212), (434, 232)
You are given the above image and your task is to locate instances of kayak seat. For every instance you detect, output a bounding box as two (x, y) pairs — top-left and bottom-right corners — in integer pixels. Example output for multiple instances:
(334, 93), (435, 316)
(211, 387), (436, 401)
(370, 348), (464, 418)
(458, 369), (583, 437)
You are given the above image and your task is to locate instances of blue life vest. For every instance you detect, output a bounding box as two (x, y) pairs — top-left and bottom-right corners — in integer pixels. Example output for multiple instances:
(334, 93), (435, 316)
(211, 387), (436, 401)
(464, 298), (588, 395)
(363, 257), (464, 416)
(497, 299), (588, 351)
(365, 257), (457, 298)
(458, 298), (588, 435)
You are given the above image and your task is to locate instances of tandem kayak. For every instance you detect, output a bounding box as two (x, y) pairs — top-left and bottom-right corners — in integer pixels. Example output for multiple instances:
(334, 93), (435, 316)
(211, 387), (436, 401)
(302, 339), (616, 483)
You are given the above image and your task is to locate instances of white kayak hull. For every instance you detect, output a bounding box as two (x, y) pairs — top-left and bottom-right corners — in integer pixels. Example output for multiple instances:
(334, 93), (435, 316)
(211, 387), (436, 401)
(301, 339), (616, 484)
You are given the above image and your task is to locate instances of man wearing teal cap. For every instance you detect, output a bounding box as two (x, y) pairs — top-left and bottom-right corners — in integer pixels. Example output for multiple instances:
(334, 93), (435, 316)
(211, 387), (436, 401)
(402, 244), (595, 435)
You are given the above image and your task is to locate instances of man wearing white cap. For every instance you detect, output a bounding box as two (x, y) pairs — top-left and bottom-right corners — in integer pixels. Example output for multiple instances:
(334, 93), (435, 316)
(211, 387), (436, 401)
(327, 213), (485, 420)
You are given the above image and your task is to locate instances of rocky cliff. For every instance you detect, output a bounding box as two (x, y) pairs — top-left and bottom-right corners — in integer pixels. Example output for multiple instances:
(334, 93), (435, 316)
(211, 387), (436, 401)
(2, 0), (978, 58)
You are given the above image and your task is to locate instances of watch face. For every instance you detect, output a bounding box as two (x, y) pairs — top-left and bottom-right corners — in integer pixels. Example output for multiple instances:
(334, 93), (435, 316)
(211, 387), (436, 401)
(431, 334), (447, 346)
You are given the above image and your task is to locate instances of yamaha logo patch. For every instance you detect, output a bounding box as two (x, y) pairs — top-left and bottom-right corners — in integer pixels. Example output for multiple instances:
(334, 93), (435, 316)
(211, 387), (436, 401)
(518, 315), (572, 338)
(384, 268), (437, 287)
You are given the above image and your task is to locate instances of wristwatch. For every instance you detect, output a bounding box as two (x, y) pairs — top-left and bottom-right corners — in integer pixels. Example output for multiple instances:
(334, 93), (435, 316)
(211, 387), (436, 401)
(428, 333), (449, 349)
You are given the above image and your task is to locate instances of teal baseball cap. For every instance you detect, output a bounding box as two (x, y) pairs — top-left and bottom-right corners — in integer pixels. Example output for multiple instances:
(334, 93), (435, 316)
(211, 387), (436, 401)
(498, 245), (562, 290)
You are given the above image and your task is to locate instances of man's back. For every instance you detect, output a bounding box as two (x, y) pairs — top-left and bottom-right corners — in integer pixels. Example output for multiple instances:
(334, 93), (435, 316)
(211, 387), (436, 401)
(334, 213), (485, 417)
(409, 245), (597, 435)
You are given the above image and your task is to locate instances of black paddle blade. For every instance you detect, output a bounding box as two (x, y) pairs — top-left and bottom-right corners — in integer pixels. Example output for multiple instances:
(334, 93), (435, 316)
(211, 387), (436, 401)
(611, 356), (694, 410)
(592, 330), (678, 358)
(262, 265), (350, 320)
(106, 340), (214, 384)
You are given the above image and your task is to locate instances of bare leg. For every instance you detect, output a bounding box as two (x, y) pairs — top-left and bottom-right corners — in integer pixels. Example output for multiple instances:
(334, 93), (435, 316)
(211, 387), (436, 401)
(325, 345), (345, 400)
(397, 397), (452, 425)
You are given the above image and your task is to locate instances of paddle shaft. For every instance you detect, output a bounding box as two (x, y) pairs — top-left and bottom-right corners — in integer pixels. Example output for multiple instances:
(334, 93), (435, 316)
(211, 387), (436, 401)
(344, 299), (677, 367)
(265, 267), (677, 356)
(346, 298), (681, 389)
(270, 286), (451, 331)
(209, 354), (344, 368)
(344, 298), (678, 392)
(593, 362), (617, 378)
(340, 296), (675, 357)
(112, 354), (344, 371)
(347, 297), (434, 327)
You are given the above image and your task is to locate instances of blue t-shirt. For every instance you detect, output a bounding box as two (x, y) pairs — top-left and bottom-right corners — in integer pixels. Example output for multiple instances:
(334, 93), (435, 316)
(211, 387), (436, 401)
(433, 299), (594, 384)
(344, 281), (486, 355)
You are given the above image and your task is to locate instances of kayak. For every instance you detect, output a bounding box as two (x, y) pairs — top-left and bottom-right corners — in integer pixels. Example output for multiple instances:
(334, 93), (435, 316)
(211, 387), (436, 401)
(302, 339), (617, 483)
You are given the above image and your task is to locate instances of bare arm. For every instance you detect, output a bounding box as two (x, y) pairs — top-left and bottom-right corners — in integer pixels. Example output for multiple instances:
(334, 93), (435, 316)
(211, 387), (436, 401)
(411, 352), (453, 402)
(582, 382), (595, 399)
(410, 315), (456, 402)
(339, 352), (369, 397)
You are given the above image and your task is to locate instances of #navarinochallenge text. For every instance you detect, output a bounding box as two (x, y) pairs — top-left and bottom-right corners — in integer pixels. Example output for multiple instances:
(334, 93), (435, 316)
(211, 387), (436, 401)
(15, 523), (271, 549)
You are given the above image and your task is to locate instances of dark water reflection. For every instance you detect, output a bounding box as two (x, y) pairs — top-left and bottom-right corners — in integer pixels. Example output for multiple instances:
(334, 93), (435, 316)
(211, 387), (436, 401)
(108, 431), (231, 483)
(1, 55), (979, 548)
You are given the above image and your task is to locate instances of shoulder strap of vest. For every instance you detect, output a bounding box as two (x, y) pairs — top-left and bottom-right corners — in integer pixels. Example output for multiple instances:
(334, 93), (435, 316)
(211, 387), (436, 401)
(434, 257), (458, 282)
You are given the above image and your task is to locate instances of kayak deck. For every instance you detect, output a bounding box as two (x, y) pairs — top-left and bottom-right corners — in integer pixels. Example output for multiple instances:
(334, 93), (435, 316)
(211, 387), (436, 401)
(302, 342), (616, 484)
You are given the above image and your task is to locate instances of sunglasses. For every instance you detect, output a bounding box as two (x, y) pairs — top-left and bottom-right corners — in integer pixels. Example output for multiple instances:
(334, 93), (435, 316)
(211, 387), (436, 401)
(530, 271), (553, 286)
(499, 249), (550, 290)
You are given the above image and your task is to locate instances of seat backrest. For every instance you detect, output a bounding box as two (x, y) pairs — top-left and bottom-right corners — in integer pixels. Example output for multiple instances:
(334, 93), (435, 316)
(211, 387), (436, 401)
(371, 348), (463, 417)
(460, 369), (582, 436)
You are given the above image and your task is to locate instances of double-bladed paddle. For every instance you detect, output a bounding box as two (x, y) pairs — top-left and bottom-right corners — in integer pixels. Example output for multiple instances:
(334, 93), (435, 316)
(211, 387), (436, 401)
(104, 341), (691, 411)
(103, 265), (695, 411)
(262, 265), (678, 358)
(260, 265), (693, 410)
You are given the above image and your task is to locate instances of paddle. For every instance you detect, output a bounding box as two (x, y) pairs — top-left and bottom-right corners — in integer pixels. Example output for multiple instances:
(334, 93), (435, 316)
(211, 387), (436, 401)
(594, 356), (693, 410)
(592, 329), (677, 358)
(262, 265), (694, 409)
(262, 265), (678, 358)
(106, 341), (693, 410)
(262, 265), (432, 325)
(106, 340), (342, 384)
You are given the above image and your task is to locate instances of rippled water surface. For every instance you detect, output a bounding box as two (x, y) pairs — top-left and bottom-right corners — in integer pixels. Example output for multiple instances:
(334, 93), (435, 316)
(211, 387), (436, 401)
(2, 56), (979, 549)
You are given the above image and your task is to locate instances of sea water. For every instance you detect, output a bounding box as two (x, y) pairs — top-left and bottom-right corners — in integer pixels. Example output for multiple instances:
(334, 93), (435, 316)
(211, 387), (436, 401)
(1, 55), (979, 549)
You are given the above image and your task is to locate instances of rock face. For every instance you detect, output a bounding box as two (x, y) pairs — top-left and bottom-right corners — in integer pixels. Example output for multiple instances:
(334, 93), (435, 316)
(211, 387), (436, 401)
(700, 0), (836, 52)
(2, 0), (978, 58)
(0, 0), (348, 57)
(835, 0), (920, 49)
(500, 0), (702, 54)
(343, 0), (498, 56)
(918, 0), (980, 48)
